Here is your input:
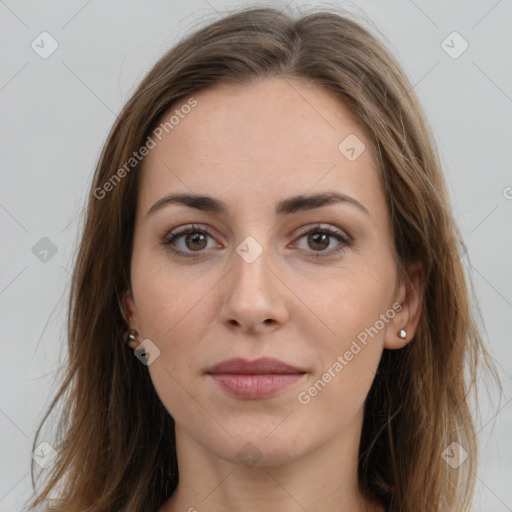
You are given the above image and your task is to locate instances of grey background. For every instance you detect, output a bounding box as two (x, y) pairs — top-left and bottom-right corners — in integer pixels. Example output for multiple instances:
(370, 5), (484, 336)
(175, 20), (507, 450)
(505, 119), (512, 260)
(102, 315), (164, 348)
(1, 0), (511, 510)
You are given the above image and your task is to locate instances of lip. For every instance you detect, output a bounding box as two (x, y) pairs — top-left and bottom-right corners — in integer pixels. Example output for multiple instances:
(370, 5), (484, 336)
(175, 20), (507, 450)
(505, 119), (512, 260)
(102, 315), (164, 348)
(206, 357), (305, 375)
(205, 357), (307, 399)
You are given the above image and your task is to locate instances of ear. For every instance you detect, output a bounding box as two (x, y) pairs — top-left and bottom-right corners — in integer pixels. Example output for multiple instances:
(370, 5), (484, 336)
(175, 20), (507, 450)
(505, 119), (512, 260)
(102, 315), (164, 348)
(384, 261), (424, 350)
(121, 289), (142, 349)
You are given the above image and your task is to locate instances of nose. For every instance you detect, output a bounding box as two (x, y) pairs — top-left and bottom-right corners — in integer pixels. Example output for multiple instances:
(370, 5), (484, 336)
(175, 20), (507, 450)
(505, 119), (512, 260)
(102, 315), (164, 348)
(218, 242), (289, 335)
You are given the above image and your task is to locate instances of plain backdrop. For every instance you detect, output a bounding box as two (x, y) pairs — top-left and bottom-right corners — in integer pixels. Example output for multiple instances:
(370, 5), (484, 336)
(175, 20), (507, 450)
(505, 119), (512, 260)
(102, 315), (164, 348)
(1, 1), (511, 510)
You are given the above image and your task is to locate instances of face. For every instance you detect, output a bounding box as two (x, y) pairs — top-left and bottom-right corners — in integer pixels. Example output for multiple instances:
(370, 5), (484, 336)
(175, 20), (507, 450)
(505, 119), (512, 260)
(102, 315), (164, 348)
(125, 77), (415, 467)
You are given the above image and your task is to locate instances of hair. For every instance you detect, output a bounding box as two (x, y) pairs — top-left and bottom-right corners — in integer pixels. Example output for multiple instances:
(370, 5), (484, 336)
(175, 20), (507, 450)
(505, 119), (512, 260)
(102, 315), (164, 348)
(27, 4), (496, 512)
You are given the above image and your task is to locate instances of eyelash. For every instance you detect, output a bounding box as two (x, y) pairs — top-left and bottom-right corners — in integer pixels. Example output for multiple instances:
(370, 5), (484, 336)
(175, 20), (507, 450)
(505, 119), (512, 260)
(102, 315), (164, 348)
(161, 223), (351, 260)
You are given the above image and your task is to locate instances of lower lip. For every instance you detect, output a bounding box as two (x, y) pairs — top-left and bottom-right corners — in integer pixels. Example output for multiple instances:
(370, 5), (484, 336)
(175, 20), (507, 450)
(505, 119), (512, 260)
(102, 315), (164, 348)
(208, 373), (306, 399)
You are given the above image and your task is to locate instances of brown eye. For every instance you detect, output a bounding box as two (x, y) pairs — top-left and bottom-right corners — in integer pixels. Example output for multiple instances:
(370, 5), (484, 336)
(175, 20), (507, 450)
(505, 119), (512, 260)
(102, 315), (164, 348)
(163, 225), (219, 258)
(184, 232), (208, 251)
(294, 224), (351, 259)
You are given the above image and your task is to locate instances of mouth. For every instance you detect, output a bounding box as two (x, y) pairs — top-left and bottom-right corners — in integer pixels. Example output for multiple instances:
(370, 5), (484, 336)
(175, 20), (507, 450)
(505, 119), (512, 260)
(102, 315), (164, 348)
(205, 357), (307, 399)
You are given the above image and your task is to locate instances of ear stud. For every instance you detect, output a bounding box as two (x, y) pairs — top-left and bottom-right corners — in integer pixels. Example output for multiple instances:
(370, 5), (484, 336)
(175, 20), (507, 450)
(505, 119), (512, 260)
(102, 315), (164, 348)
(124, 328), (138, 345)
(398, 329), (407, 339)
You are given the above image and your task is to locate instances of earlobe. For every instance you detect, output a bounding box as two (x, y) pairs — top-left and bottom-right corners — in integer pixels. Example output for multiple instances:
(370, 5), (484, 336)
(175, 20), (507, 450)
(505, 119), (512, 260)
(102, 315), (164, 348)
(384, 261), (424, 350)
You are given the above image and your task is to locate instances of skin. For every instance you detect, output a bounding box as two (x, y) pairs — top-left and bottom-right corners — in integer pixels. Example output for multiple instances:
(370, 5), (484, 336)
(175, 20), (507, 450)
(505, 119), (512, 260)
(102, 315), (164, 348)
(124, 77), (423, 512)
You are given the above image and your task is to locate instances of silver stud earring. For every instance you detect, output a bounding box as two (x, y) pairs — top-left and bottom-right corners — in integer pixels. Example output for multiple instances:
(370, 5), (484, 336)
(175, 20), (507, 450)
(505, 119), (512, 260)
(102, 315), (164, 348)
(398, 329), (407, 339)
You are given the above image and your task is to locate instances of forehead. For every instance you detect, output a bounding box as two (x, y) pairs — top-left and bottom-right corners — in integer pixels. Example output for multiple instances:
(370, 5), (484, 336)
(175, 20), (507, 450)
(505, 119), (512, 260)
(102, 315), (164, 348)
(138, 77), (383, 214)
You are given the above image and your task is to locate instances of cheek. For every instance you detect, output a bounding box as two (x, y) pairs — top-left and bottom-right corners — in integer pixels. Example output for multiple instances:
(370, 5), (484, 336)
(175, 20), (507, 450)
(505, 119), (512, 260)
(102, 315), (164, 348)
(131, 242), (214, 339)
(133, 275), (212, 420)
(304, 264), (395, 349)
(130, 254), (207, 380)
(134, 280), (212, 370)
(293, 283), (391, 431)
(130, 251), (223, 384)
(296, 263), (395, 396)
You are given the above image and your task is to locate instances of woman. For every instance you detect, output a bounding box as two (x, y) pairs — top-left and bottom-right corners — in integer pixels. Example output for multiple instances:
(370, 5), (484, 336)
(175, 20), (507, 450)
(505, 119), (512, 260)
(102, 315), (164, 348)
(28, 5), (494, 512)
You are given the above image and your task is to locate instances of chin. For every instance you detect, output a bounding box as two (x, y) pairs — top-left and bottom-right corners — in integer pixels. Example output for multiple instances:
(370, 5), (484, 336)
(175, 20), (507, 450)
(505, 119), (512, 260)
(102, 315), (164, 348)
(195, 418), (312, 469)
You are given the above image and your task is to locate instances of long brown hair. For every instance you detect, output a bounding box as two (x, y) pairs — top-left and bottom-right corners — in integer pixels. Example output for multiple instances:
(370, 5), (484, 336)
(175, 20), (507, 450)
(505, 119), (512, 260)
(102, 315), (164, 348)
(27, 5), (495, 511)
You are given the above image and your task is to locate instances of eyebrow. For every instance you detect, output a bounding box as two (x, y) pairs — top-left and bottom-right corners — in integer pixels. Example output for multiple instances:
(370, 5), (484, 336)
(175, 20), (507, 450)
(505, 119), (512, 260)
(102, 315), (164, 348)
(145, 191), (369, 217)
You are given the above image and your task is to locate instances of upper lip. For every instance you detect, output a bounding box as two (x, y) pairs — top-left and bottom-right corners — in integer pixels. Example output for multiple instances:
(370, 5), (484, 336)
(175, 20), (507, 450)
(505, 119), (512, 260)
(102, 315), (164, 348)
(205, 357), (306, 375)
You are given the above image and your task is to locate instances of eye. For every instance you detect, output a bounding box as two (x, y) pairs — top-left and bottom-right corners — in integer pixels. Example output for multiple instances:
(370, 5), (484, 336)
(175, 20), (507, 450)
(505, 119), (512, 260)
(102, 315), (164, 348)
(292, 223), (351, 259)
(162, 224), (220, 259)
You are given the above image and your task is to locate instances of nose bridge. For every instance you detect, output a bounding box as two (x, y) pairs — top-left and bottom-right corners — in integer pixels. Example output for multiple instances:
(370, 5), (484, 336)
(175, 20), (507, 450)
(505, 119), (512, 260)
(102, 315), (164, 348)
(219, 232), (288, 331)
(231, 234), (274, 304)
